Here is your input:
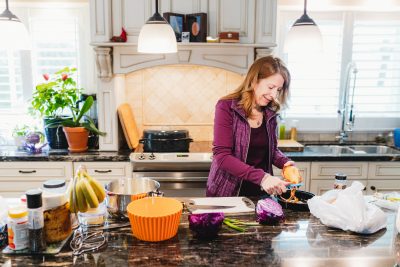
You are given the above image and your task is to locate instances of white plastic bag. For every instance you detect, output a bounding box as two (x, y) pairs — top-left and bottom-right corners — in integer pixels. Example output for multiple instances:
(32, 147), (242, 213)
(396, 205), (400, 234)
(307, 181), (387, 234)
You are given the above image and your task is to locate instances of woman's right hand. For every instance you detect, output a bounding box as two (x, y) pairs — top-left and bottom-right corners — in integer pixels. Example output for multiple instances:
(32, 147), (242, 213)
(260, 174), (290, 195)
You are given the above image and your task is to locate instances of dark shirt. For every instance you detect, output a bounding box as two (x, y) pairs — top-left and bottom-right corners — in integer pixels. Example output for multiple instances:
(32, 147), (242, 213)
(239, 117), (268, 196)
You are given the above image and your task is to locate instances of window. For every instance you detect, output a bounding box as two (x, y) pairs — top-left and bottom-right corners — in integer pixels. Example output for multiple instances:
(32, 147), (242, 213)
(0, 3), (91, 144)
(277, 10), (400, 131)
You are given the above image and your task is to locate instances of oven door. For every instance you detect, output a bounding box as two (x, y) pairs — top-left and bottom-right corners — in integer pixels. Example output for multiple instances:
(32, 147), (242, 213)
(132, 171), (208, 197)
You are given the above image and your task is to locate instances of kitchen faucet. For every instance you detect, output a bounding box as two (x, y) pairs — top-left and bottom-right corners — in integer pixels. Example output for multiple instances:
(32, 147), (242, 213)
(336, 62), (358, 144)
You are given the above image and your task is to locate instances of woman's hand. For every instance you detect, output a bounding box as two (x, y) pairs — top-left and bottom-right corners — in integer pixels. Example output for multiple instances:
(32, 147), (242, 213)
(260, 174), (290, 195)
(283, 161), (296, 168)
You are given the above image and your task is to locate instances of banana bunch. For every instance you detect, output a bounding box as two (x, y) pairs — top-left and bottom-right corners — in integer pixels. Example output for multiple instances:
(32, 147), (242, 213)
(68, 166), (106, 213)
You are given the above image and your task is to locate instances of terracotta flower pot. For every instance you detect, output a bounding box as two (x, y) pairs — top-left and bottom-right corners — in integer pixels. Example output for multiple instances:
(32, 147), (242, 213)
(63, 127), (89, 152)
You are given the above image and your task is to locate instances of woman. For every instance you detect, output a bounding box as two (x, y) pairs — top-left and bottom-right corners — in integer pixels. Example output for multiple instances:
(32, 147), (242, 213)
(206, 56), (297, 197)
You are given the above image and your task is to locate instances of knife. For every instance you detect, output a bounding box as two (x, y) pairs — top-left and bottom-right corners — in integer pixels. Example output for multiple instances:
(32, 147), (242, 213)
(187, 204), (236, 210)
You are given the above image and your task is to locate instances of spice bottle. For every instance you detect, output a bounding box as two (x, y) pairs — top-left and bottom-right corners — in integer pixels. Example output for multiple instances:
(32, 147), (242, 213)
(26, 189), (46, 252)
(334, 173), (347, 190)
(7, 206), (29, 250)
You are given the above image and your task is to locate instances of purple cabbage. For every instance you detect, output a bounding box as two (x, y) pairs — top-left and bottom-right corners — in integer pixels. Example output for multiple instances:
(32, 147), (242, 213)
(188, 212), (225, 239)
(256, 198), (285, 225)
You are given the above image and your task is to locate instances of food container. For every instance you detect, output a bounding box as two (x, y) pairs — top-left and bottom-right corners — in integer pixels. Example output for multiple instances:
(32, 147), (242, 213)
(106, 178), (162, 220)
(127, 197), (182, 242)
(140, 130), (193, 152)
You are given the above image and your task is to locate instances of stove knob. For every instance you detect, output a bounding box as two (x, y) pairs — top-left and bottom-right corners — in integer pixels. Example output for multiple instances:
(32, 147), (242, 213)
(138, 153), (145, 160)
(148, 153), (156, 160)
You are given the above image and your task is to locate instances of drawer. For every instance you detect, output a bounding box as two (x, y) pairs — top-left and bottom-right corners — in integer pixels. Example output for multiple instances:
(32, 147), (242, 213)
(311, 162), (368, 180)
(368, 162), (400, 179)
(366, 180), (400, 194)
(309, 179), (367, 195)
(0, 162), (73, 179)
(73, 162), (132, 180)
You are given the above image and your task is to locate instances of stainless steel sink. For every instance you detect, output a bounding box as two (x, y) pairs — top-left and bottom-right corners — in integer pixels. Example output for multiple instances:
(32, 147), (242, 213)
(348, 145), (400, 154)
(304, 145), (354, 155)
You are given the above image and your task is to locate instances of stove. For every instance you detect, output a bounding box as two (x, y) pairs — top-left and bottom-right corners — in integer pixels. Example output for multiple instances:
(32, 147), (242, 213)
(130, 152), (213, 197)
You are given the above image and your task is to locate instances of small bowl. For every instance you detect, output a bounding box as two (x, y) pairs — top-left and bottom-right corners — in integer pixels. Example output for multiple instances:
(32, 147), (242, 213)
(278, 190), (315, 212)
(127, 197), (183, 242)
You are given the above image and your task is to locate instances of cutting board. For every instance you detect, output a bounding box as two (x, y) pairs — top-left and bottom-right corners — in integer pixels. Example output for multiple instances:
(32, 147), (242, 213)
(278, 139), (304, 152)
(182, 197), (255, 214)
(117, 103), (140, 150)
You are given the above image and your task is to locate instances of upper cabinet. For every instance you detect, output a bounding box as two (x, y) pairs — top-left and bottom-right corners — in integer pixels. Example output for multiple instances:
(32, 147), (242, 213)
(90, 0), (277, 46)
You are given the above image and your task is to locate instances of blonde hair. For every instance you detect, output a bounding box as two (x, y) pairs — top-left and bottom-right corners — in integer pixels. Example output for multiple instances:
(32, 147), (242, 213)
(221, 56), (290, 118)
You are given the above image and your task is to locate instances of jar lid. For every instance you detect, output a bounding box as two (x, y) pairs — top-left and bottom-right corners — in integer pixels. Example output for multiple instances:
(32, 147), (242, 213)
(26, 189), (43, 209)
(8, 206), (28, 219)
(43, 179), (66, 189)
(335, 173), (347, 180)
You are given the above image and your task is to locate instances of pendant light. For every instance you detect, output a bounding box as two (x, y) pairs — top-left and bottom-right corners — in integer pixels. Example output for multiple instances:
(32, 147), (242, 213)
(283, 0), (322, 53)
(138, 0), (177, 53)
(0, 0), (31, 50)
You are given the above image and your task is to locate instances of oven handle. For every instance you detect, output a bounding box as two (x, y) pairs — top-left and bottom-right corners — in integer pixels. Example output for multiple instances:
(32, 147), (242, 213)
(146, 177), (208, 182)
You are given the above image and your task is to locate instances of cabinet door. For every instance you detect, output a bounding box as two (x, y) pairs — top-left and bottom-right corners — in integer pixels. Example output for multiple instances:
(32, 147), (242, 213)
(311, 162), (368, 180)
(366, 180), (400, 195)
(73, 162), (132, 185)
(0, 162), (73, 198)
(90, 0), (113, 42)
(255, 0), (276, 45)
(272, 162), (310, 191)
(309, 179), (367, 195)
(216, 0), (255, 43)
(368, 162), (400, 180)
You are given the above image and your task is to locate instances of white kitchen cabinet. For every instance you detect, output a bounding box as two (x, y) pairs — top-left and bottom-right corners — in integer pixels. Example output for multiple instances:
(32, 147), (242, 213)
(215, 0), (255, 43)
(255, 0), (277, 45)
(73, 162), (132, 185)
(366, 180), (400, 195)
(90, 0), (113, 42)
(0, 162), (73, 198)
(368, 162), (400, 180)
(272, 162), (310, 192)
(311, 162), (368, 180)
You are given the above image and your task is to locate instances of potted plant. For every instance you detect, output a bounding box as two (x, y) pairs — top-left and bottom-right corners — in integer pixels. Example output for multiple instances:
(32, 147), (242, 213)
(31, 67), (81, 149)
(46, 96), (105, 152)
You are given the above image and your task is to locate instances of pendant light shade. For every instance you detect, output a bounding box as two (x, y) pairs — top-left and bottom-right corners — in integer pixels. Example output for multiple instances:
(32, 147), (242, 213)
(138, 0), (177, 54)
(283, 0), (322, 53)
(0, 0), (31, 50)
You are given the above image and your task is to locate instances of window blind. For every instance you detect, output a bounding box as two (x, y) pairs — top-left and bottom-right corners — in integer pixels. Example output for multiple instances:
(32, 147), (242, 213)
(351, 19), (400, 118)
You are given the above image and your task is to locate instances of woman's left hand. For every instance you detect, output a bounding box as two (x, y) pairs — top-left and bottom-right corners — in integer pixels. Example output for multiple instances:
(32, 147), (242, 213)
(283, 161), (296, 168)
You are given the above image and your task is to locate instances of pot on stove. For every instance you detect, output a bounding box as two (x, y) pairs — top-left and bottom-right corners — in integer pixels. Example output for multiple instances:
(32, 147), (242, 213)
(106, 178), (162, 220)
(140, 129), (193, 152)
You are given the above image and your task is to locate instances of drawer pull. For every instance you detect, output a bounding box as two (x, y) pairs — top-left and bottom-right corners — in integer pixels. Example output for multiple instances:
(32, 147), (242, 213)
(370, 186), (376, 191)
(19, 170), (37, 174)
(94, 170), (112, 173)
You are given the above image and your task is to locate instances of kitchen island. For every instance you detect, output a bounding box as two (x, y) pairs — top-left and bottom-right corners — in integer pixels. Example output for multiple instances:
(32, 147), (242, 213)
(1, 209), (399, 266)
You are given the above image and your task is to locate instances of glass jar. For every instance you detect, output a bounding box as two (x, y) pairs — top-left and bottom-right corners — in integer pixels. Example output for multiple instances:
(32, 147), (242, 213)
(334, 173), (347, 190)
(42, 179), (66, 194)
(7, 206), (29, 250)
(78, 201), (106, 227)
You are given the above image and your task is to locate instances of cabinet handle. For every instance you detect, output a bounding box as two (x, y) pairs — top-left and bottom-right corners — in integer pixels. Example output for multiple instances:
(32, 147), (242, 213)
(370, 186), (376, 191)
(363, 187), (367, 191)
(19, 170), (37, 174)
(94, 170), (112, 173)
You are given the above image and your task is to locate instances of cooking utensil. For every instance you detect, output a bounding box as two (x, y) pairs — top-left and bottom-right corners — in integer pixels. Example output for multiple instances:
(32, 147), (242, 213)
(106, 178), (162, 220)
(286, 183), (304, 189)
(140, 129), (193, 152)
(187, 204), (235, 210)
(178, 197), (255, 214)
(277, 190), (315, 212)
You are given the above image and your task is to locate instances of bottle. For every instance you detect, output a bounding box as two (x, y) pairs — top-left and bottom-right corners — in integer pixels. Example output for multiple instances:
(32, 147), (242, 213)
(7, 206), (29, 250)
(26, 189), (46, 252)
(290, 119), (298, 140)
(279, 119), (286, 140)
(42, 179), (66, 195)
(334, 173), (347, 190)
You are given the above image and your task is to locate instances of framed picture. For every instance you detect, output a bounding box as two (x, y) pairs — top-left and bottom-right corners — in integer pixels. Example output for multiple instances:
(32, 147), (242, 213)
(163, 12), (185, 42)
(186, 13), (207, 42)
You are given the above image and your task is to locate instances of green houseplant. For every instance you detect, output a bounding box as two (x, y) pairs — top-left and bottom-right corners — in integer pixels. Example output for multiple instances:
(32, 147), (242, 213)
(31, 67), (81, 149)
(46, 96), (105, 152)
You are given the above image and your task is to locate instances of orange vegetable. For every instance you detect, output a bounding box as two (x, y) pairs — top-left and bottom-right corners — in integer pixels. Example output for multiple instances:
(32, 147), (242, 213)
(282, 165), (302, 184)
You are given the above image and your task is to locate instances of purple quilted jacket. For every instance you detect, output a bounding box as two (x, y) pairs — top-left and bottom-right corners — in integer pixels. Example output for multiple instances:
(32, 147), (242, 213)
(206, 99), (290, 197)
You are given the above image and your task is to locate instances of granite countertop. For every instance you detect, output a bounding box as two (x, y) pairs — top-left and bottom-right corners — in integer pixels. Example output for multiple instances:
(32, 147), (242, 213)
(0, 210), (399, 266)
(0, 141), (399, 162)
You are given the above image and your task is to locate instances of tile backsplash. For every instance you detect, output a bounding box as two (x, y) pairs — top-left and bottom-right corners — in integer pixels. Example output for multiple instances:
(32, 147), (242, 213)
(125, 65), (244, 141)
